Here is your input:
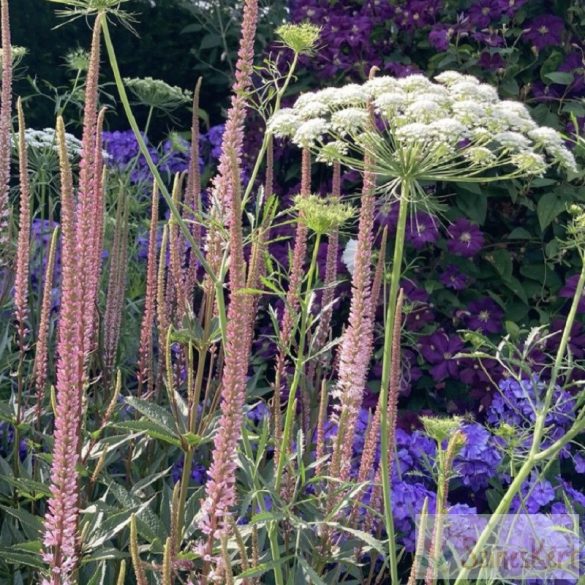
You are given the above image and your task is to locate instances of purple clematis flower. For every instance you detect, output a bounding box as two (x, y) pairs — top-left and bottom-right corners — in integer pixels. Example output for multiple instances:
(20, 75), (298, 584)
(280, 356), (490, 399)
(406, 212), (439, 249)
(419, 331), (464, 382)
(559, 274), (585, 312)
(429, 23), (456, 51)
(467, 0), (507, 29)
(440, 265), (471, 291)
(524, 15), (564, 50)
(478, 51), (506, 71)
(464, 297), (503, 334)
(447, 218), (485, 258)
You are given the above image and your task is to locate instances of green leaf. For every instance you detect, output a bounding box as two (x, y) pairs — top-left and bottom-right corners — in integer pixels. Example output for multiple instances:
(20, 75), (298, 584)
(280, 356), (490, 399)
(124, 397), (178, 434)
(0, 505), (43, 539)
(455, 188), (487, 225)
(505, 320), (521, 341)
(503, 276), (529, 305)
(537, 193), (566, 231)
(0, 545), (44, 570)
(109, 482), (167, 544)
(200, 33), (222, 50)
(490, 249), (513, 282)
(1, 476), (51, 499)
(85, 502), (150, 550)
(544, 72), (575, 85)
(112, 420), (181, 447)
(298, 558), (328, 585)
(507, 227), (532, 240)
(321, 522), (385, 555)
(235, 556), (295, 581)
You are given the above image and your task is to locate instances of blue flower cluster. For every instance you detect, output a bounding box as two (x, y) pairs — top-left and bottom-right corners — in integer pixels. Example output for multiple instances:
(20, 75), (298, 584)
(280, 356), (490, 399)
(487, 377), (575, 449)
(102, 125), (224, 186)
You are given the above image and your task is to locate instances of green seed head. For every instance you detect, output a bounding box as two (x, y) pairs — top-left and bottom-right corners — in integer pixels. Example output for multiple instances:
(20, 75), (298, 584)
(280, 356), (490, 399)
(276, 23), (321, 56)
(421, 415), (463, 442)
(294, 194), (354, 235)
(125, 77), (192, 112)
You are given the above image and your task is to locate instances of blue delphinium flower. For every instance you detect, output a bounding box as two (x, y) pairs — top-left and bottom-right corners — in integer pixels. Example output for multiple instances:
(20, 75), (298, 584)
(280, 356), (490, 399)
(171, 458), (207, 485)
(392, 480), (437, 552)
(455, 423), (502, 491)
(487, 377), (575, 449)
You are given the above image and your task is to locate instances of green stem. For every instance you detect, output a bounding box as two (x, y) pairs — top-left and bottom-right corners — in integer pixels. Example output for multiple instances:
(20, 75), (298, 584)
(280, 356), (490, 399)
(453, 259), (585, 585)
(242, 53), (298, 207)
(274, 232), (321, 493)
(101, 19), (214, 281)
(379, 179), (410, 584)
(241, 426), (285, 585)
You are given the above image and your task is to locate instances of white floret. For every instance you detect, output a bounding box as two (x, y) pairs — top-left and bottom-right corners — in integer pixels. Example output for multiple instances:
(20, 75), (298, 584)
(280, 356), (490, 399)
(405, 99), (448, 123)
(435, 71), (467, 86)
(374, 91), (407, 117)
(528, 126), (565, 147)
(295, 100), (330, 120)
(463, 146), (497, 165)
(493, 131), (532, 150)
(450, 81), (499, 103)
(292, 118), (329, 148)
(398, 74), (434, 93)
(342, 238), (358, 275)
(396, 122), (431, 142)
(428, 118), (467, 140)
(331, 108), (370, 136)
(510, 151), (548, 175)
(547, 144), (578, 173)
(328, 84), (367, 108)
(451, 100), (488, 126)
(294, 92), (320, 109)
(363, 76), (399, 98)
(267, 109), (300, 138)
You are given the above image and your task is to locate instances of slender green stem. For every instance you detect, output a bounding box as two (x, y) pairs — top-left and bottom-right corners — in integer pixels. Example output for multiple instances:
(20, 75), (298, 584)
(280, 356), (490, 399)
(274, 232), (321, 492)
(101, 19), (214, 281)
(240, 426), (285, 585)
(242, 52), (298, 207)
(379, 179), (410, 584)
(453, 259), (585, 585)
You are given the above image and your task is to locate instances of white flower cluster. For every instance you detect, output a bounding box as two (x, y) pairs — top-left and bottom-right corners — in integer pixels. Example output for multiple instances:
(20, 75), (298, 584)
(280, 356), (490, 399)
(12, 128), (84, 158)
(268, 70), (578, 178)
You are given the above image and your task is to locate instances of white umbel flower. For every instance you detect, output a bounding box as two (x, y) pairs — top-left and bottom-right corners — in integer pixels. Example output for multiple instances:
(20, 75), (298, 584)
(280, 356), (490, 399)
(267, 109), (300, 139)
(329, 84), (367, 108)
(428, 118), (467, 140)
(396, 122), (431, 142)
(296, 100), (330, 120)
(292, 118), (329, 148)
(452, 100), (488, 126)
(547, 145), (578, 173)
(363, 76), (399, 98)
(267, 69), (579, 181)
(405, 99), (448, 123)
(374, 91), (407, 116)
(397, 74), (434, 92)
(463, 146), (497, 165)
(435, 71), (467, 86)
(331, 108), (370, 136)
(493, 131), (532, 151)
(528, 126), (565, 147)
(510, 151), (548, 176)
